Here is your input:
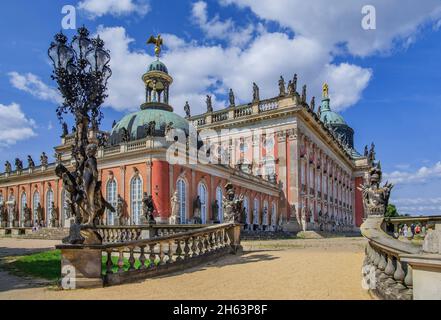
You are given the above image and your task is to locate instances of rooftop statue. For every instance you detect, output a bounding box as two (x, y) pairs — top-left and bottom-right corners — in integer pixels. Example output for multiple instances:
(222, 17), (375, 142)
(301, 85), (307, 103)
(4, 161), (11, 174)
(27, 155), (35, 169)
(206, 95), (213, 113)
(229, 88), (235, 107)
(292, 74), (298, 93)
(278, 76), (286, 96)
(40, 152), (48, 167)
(310, 97), (315, 111)
(15, 158), (23, 171)
(252, 82), (260, 102)
(287, 80), (294, 95)
(147, 34), (163, 58)
(61, 122), (68, 138)
(358, 161), (393, 216)
(184, 101), (191, 118)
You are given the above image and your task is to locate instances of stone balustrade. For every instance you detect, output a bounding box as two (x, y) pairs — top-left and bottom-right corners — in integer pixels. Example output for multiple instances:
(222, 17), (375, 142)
(56, 223), (242, 288)
(95, 224), (207, 243)
(360, 216), (422, 300)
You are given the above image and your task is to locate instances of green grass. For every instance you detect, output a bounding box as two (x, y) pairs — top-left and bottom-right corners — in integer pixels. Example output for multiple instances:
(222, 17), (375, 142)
(1, 250), (62, 281)
(0, 249), (161, 280)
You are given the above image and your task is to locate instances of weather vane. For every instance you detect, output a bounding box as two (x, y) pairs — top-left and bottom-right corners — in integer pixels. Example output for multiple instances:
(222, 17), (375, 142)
(147, 34), (163, 58)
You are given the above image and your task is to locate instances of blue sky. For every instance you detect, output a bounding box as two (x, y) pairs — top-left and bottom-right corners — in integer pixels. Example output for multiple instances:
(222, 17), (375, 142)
(0, 0), (441, 215)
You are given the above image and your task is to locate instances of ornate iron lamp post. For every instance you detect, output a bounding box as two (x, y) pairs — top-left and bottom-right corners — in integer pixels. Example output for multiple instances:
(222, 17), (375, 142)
(48, 26), (113, 244)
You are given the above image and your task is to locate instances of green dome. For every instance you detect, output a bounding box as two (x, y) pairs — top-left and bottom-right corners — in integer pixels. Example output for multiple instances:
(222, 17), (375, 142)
(110, 108), (189, 144)
(148, 59), (168, 74)
(320, 110), (347, 125)
(320, 98), (347, 125)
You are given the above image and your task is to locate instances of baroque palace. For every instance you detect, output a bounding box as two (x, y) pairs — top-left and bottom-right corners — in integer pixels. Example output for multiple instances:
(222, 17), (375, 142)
(0, 39), (374, 234)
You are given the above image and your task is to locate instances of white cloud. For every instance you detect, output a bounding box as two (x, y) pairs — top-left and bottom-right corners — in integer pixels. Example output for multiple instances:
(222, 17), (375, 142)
(0, 103), (36, 148)
(78, 0), (150, 18)
(220, 0), (441, 57)
(192, 1), (254, 47)
(97, 26), (372, 115)
(384, 162), (441, 185)
(8, 72), (62, 104)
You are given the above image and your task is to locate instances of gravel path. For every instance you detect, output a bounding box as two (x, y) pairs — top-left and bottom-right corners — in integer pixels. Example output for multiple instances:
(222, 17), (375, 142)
(0, 237), (371, 300)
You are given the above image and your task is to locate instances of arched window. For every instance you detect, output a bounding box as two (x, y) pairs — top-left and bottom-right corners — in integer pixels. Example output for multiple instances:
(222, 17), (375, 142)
(33, 191), (40, 223)
(243, 197), (250, 224)
(216, 186), (223, 222)
(271, 202), (277, 226)
(106, 179), (117, 225)
(20, 192), (27, 227)
(263, 200), (269, 226)
(197, 182), (208, 224)
(46, 189), (54, 226)
(177, 179), (187, 223)
(253, 198), (259, 225)
(130, 176), (142, 225)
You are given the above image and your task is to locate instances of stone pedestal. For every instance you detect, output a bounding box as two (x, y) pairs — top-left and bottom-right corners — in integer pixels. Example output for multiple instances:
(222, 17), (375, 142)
(11, 229), (20, 236)
(227, 224), (243, 254)
(401, 254), (441, 300)
(0, 229), (5, 236)
(58, 247), (103, 289)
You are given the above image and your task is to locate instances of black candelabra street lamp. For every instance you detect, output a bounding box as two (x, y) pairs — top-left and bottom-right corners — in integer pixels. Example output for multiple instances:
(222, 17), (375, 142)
(48, 26), (114, 244)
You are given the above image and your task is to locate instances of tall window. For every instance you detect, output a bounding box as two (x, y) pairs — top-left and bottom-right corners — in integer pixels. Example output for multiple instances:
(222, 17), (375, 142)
(130, 176), (142, 225)
(33, 191), (40, 223)
(253, 198), (259, 225)
(216, 186), (223, 222)
(0, 193), (3, 204)
(46, 189), (54, 226)
(197, 182), (208, 224)
(106, 179), (117, 225)
(243, 197), (250, 224)
(271, 202), (277, 226)
(177, 179), (187, 223)
(263, 200), (269, 225)
(20, 192), (27, 227)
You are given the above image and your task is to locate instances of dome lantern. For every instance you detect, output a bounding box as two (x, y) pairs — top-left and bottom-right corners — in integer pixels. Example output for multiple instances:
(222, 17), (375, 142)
(141, 34), (173, 111)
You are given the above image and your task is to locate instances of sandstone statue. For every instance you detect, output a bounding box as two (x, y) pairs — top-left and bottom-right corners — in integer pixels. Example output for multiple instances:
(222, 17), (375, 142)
(142, 192), (156, 224)
(358, 161), (393, 216)
(169, 190), (180, 225)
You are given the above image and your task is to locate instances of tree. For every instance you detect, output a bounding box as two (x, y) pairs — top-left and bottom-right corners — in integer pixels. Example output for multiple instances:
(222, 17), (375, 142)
(385, 204), (399, 217)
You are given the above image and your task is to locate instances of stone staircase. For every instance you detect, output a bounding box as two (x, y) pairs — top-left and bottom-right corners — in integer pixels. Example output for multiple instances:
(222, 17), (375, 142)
(22, 227), (69, 240)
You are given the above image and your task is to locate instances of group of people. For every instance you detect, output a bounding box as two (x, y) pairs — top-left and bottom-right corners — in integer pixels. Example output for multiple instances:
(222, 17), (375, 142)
(395, 223), (426, 239)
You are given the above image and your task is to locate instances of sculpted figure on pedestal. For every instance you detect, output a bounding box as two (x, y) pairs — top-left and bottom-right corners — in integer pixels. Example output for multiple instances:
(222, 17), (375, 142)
(169, 190), (180, 225)
(142, 192), (156, 224)
(358, 161), (393, 216)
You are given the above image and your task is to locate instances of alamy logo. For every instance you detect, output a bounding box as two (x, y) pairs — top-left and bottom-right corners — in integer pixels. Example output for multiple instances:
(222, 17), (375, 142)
(361, 5), (376, 30)
(61, 265), (76, 290)
(61, 5), (76, 30)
